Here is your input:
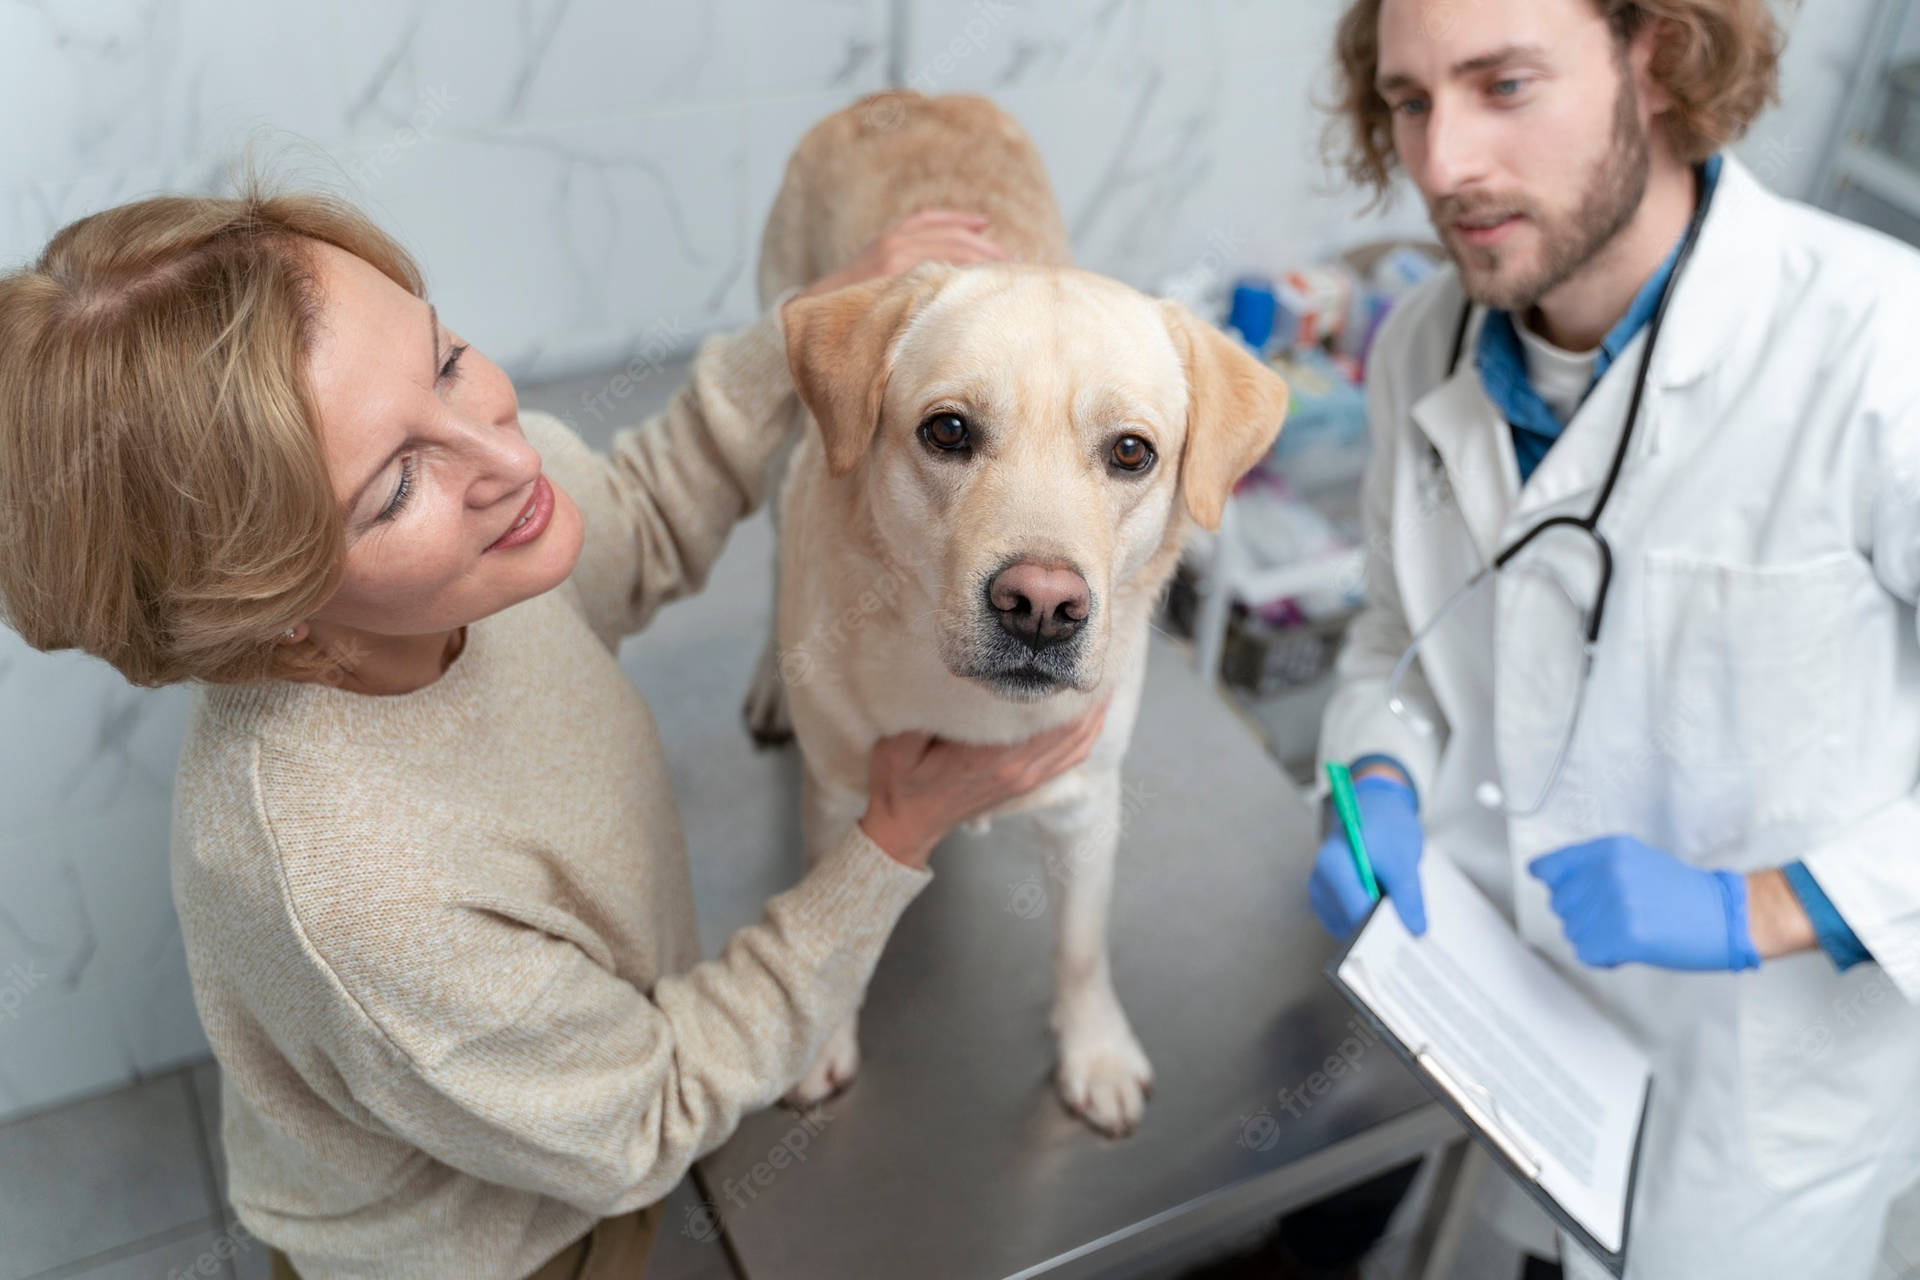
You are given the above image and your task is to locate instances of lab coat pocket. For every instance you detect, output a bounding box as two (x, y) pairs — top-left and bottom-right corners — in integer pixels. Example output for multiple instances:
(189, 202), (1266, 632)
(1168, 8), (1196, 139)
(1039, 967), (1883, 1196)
(1641, 551), (1857, 858)
(1739, 956), (1915, 1191)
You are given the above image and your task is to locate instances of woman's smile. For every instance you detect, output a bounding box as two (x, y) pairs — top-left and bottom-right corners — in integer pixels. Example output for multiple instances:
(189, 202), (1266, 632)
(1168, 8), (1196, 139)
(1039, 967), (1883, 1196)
(486, 473), (555, 553)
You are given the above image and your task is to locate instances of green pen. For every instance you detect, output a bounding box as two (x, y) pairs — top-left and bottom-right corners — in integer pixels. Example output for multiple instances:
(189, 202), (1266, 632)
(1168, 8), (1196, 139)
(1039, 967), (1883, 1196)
(1325, 761), (1381, 903)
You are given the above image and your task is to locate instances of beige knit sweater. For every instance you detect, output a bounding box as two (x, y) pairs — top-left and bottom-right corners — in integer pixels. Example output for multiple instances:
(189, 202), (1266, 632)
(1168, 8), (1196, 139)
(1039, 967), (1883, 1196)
(170, 305), (931, 1279)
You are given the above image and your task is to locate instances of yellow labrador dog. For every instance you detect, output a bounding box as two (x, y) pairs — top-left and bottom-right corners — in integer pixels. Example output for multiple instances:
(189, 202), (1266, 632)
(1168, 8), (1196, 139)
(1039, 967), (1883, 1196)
(745, 92), (1288, 1136)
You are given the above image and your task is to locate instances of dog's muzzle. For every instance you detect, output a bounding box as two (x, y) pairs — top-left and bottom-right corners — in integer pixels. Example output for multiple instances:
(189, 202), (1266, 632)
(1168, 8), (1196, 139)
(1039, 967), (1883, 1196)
(962, 557), (1096, 700)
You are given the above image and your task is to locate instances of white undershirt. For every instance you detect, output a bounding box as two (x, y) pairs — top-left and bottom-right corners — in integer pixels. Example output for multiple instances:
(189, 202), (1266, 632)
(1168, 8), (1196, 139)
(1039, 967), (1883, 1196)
(1516, 322), (1600, 427)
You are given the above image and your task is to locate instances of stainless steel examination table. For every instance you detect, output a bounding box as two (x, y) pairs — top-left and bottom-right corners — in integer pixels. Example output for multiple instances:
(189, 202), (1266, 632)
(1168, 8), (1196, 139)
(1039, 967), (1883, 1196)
(628, 583), (1465, 1280)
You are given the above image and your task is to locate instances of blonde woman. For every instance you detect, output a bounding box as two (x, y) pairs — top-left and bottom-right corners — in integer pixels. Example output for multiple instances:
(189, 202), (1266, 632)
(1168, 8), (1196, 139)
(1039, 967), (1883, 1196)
(0, 191), (1104, 1279)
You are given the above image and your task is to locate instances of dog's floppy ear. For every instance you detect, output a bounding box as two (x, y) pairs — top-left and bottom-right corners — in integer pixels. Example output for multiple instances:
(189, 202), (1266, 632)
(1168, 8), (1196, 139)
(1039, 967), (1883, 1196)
(783, 263), (954, 478)
(1160, 299), (1291, 532)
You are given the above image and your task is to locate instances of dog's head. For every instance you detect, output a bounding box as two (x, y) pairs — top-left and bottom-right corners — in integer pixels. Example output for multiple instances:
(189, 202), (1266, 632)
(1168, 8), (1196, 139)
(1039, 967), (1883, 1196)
(784, 262), (1288, 702)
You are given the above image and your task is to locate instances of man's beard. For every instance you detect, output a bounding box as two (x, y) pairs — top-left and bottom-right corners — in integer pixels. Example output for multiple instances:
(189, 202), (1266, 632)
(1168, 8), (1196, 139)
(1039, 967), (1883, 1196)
(1434, 70), (1651, 315)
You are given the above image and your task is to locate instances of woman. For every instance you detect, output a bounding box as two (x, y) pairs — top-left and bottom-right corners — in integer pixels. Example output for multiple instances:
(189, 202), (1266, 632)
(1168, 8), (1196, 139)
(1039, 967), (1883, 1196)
(0, 188), (1104, 1279)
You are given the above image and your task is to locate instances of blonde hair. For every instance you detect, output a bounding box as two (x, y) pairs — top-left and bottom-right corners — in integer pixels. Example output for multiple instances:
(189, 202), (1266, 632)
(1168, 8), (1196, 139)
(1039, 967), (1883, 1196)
(0, 188), (425, 686)
(1326, 0), (1787, 203)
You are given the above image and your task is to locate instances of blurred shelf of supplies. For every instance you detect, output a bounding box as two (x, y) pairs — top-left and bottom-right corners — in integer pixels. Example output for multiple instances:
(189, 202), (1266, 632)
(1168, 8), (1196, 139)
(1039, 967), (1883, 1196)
(1164, 242), (1442, 783)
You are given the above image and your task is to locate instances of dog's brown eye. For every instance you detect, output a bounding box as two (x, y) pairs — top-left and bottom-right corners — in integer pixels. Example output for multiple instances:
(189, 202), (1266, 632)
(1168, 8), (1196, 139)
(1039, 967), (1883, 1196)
(1110, 434), (1155, 473)
(921, 412), (971, 452)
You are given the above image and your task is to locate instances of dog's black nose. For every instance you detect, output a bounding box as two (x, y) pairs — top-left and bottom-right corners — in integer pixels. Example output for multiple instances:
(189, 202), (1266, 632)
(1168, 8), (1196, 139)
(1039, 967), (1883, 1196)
(989, 562), (1090, 651)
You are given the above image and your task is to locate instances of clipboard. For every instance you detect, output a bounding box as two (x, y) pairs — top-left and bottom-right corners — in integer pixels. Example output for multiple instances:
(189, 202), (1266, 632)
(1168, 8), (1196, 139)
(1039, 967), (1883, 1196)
(1325, 892), (1655, 1277)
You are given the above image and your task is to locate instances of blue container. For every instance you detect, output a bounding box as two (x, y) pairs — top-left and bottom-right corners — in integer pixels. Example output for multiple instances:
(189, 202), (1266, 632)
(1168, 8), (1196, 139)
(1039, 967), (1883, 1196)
(1226, 277), (1278, 352)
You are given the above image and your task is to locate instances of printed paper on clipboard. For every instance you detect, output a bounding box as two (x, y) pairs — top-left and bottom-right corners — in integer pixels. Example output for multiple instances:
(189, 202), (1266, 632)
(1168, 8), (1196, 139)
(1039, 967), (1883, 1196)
(1325, 848), (1654, 1276)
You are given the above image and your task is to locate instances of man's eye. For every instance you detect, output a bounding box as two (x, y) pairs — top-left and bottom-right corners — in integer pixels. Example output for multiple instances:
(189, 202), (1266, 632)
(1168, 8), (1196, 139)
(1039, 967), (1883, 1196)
(920, 412), (971, 452)
(1491, 79), (1526, 98)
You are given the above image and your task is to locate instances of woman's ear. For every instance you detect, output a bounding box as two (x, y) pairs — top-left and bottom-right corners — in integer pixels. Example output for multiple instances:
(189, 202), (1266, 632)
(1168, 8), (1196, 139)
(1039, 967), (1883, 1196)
(782, 262), (955, 477)
(1159, 299), (1290, 532)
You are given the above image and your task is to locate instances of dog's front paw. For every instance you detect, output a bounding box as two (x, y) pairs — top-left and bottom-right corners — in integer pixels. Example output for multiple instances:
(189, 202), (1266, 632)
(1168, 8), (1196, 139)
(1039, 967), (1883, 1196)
(1055, 1012), (1153, 1138)
(783, 1020), (860, 1109)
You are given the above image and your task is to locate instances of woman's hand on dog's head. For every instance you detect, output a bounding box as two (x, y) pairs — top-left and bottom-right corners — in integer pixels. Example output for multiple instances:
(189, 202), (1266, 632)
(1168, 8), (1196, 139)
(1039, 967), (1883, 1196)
(790, 209), (1010, 314)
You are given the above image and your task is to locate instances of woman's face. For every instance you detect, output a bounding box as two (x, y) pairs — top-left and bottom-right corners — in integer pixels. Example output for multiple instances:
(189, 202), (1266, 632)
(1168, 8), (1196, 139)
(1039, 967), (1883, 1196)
(303, 241), (584, 639)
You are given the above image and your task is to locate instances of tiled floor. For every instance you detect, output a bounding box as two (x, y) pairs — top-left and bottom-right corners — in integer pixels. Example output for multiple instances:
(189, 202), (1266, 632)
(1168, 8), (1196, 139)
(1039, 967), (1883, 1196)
(0, 1056), (737, 1280)
(0, 1062), (260, 1280)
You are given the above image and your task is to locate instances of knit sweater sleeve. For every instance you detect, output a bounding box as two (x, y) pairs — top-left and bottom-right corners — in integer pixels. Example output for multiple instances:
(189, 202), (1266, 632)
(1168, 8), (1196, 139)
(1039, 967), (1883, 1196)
(523, 294), (803, 646)
(311, 822), (927, 1219)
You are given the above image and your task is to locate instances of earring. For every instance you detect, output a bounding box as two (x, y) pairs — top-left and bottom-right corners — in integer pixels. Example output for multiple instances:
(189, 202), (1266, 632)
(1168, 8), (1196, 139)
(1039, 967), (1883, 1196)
(283, 628), (300, 640)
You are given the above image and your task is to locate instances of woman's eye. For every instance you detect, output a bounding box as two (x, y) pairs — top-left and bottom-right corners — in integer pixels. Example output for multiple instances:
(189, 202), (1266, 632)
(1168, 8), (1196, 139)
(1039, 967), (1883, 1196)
(920, 412), (971, 453)
(1395, 97), (1429, 118)
(1110, 434), (1156, 473)
(377, 456), (417, 522)
(439, 342), (468, 383)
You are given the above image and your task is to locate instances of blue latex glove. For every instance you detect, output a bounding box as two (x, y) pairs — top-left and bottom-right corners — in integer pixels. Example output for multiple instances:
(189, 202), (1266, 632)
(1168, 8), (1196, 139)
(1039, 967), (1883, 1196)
(1309, 775), (1426, 939)
(1528, 835), (1761, 972)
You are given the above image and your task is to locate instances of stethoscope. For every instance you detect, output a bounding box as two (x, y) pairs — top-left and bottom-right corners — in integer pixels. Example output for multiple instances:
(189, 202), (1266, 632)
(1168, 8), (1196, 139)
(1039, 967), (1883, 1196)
(1385, 168), (1716, 817)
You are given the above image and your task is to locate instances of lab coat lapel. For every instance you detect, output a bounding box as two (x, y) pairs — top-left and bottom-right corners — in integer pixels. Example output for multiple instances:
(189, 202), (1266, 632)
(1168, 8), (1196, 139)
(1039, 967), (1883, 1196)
(1410, 356), (1519, 562)
(1646, 154), (1778, 398)
(1504, 351), (1641, 528)
(1506, 154), (1777, 529)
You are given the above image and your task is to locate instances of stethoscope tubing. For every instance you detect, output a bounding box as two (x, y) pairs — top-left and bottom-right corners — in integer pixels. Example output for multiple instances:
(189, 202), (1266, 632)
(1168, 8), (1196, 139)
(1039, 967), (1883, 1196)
(1391, 169), (1718, 813)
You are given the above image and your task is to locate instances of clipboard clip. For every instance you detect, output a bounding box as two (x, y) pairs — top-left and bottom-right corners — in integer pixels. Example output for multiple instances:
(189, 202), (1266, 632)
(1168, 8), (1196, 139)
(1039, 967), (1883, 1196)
(1415, 1046), (1545, 1183)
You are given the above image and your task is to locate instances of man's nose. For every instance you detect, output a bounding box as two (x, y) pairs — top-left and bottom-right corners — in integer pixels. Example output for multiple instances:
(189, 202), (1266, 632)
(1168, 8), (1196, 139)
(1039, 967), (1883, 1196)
(1416, 98), (1488, 200)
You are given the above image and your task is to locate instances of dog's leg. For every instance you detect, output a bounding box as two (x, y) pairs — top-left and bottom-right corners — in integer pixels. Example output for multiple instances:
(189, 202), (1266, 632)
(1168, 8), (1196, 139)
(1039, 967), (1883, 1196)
(781, 767), (868, 1108)
(742, 633), (793, 746)
(1036, 769), (1153, 1137)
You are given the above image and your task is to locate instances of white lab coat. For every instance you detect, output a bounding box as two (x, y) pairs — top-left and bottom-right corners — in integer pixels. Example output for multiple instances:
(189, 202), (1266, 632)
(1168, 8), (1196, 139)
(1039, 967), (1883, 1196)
(1321, 154), (1920, 1279)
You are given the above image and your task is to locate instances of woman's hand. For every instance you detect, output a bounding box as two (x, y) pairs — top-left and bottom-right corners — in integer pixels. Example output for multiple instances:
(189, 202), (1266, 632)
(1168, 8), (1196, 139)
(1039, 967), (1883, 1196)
(859, 700), (1110, 870)
(792, 209), (1010, 305)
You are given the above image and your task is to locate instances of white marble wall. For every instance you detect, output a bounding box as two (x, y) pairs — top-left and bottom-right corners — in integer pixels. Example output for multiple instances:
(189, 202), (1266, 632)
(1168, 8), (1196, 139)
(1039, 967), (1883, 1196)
(0, 0), (1885, 1124)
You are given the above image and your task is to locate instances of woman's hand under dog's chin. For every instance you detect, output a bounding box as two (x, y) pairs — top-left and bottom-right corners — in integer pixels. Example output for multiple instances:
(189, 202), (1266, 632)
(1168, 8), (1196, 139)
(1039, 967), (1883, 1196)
(857, 698), (1109, 869)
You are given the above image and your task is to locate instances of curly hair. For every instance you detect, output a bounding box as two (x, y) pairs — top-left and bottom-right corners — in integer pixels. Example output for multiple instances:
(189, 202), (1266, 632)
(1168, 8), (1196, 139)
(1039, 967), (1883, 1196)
(1325, 0), (1788, 203)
